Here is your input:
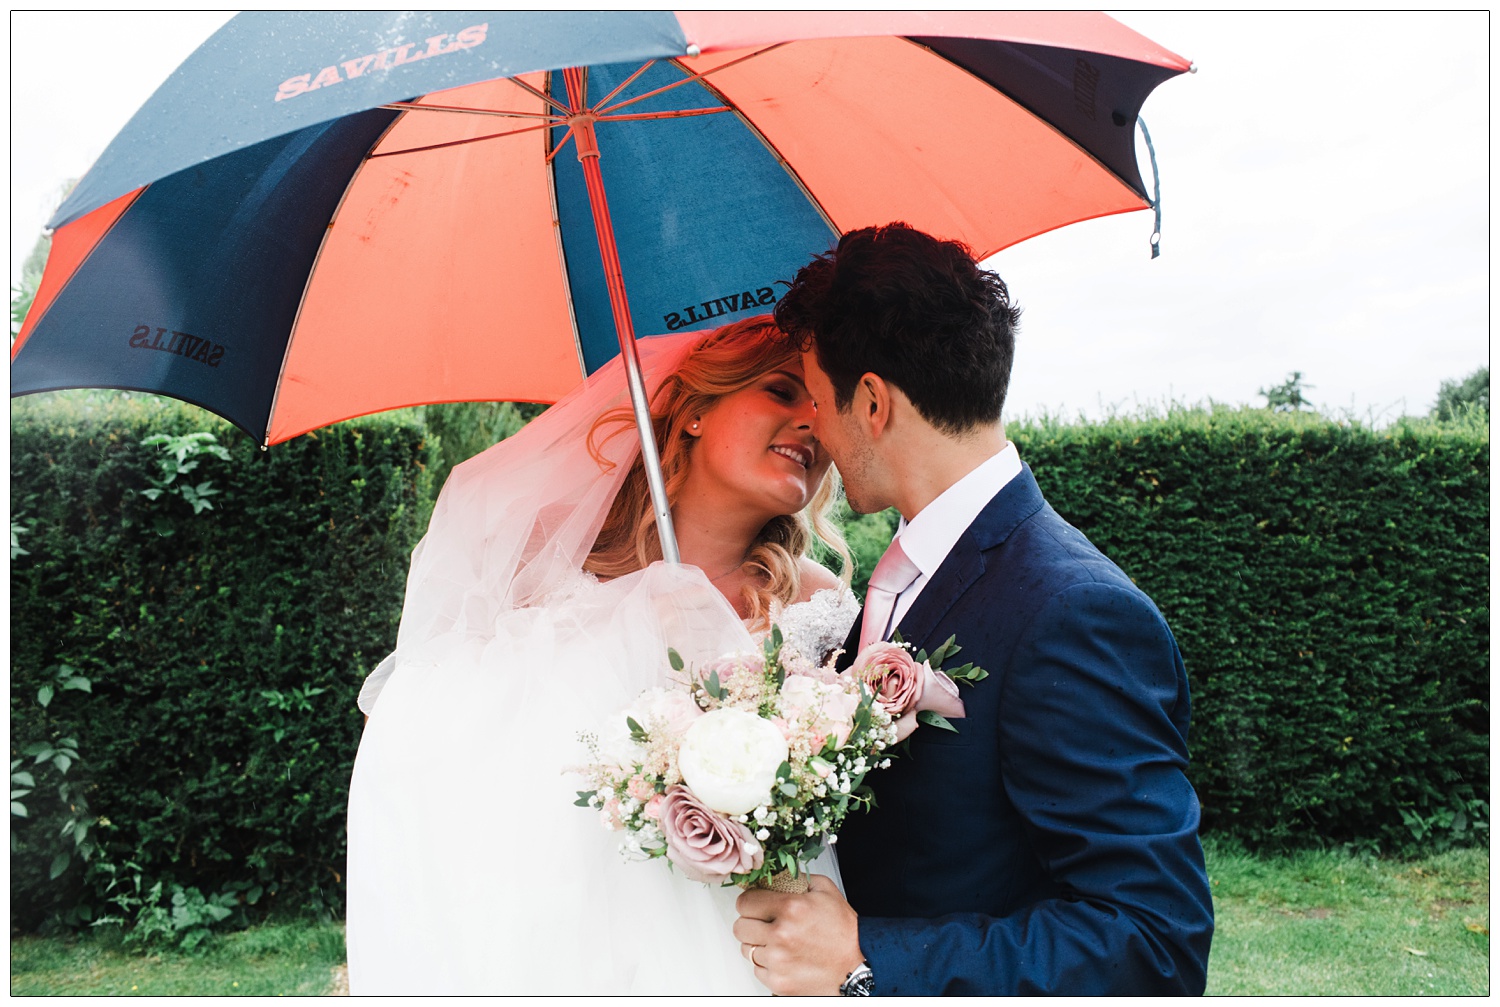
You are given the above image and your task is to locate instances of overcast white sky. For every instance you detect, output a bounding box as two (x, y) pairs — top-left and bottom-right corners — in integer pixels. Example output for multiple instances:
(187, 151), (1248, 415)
(7, 11), (1490, 422)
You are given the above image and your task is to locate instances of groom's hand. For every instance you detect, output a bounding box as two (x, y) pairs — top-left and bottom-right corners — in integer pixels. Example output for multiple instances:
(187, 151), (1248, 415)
(734, 874), (864, 996)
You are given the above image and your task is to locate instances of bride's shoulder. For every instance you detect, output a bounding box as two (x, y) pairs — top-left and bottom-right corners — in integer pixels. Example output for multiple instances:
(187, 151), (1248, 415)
(795, 556), (844, 602)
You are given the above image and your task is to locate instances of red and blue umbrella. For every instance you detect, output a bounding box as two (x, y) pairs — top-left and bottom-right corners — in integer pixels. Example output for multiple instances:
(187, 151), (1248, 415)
(13, 11), (1189, 443)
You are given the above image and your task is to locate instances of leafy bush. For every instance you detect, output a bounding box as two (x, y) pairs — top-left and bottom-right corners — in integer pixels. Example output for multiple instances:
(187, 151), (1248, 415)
(11, 392), (434, 934)
(10, 394), (1487, 938)
(1011, 406), (1488, 853)
(836, 406), (1487, 852)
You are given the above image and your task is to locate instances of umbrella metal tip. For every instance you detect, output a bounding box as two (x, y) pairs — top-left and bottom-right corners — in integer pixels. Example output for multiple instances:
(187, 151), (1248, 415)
(685, 42), (701, 57)
(1188, 63), (1199, 74)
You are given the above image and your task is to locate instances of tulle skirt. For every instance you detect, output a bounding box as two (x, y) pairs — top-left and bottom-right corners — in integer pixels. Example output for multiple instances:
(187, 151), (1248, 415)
(347, 566), (830, 995)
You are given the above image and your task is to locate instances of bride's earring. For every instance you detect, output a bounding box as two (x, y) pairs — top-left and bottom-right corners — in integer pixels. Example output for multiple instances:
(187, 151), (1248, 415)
(689, 419), (701, 435)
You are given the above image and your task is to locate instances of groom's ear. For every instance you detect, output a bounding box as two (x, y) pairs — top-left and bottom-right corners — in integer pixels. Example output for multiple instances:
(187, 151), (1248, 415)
(859, 373), (893, 439)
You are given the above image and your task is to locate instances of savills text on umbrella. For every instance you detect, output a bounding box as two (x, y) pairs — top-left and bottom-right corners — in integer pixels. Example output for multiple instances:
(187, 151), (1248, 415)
(663, 286), (777, 332)
(129, 324), (226, 368)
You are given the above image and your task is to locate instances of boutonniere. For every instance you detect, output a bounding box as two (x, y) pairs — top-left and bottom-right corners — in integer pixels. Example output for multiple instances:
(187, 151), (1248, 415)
(846, 632), (988, 741)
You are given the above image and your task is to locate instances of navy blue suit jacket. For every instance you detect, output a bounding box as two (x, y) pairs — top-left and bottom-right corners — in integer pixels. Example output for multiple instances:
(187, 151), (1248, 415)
(834, 464), (1213, 995)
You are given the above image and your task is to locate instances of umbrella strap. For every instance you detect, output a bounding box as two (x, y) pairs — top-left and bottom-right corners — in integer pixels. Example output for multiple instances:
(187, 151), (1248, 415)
(1138, 116), (1163, 260)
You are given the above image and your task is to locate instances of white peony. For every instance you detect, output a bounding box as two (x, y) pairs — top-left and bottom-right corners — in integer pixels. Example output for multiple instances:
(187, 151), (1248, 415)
(677, 708), (788, 815)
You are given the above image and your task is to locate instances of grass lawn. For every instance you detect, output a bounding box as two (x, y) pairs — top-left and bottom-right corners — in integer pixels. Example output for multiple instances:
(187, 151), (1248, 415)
(9, 843), (1489, 995)
(1205, 840), (1489, 995)
(10, 920), (346, 997)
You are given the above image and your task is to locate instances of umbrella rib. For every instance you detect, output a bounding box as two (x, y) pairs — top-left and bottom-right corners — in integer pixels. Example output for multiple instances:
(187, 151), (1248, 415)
(381, 102), (564, 122)
(595, 43), (787, 116)
(366, 121), (558, 160)
(592, 60), (657, 111)
(594, 107), (731, 124)
(510, 75), (573, 116)
(545, 125), (578, 164)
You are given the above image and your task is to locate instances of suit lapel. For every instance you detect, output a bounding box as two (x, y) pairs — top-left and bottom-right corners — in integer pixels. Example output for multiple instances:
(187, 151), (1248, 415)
(834, 609), (864, 672)
(892, 539), (985, 654)
(890, 463), (1048, 653)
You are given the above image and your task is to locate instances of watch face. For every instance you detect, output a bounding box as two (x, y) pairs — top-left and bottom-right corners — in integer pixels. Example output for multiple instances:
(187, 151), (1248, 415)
(842, 964), (875, 996)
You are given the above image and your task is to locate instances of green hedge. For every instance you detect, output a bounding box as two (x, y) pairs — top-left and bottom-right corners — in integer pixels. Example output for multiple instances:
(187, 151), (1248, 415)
(837, 408), (1488, 851)
(11, 394), (434, 933)
(10, 397), (1488, 934)
(1009, 407), (1489, 852)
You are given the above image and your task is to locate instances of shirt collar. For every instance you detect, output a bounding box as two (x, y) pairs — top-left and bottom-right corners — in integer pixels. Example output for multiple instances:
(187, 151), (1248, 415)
(895, 442), (1022, 578)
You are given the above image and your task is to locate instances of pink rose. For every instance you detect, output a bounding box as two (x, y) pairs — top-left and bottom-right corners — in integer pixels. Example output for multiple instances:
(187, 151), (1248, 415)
(697, 654), (762, 692)
(628, 687), (704, 742)
(643, 793), (664, 819)
(851, 642), (966, 742)
(659, 785), (762, 885)
(627, 775), (655, 803)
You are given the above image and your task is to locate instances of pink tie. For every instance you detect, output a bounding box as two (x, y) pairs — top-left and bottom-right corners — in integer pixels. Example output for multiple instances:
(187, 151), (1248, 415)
(859, 537), (922, 652)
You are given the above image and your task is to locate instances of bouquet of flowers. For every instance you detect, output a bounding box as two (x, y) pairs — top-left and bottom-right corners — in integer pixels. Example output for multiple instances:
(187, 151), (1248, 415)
(573, 625), (987, 891)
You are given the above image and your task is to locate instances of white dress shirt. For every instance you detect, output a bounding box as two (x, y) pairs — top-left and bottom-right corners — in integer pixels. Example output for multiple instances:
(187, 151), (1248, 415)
(886, 441), (1022, 630)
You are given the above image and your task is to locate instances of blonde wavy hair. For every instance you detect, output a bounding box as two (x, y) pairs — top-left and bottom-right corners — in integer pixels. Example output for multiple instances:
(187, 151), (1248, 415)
(585, 316), (851, 625)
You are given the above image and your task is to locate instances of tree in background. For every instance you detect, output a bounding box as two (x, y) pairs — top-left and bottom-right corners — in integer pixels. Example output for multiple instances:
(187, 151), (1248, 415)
(1258, 371), (1315, 412)
(1431, 367), (1489, 422)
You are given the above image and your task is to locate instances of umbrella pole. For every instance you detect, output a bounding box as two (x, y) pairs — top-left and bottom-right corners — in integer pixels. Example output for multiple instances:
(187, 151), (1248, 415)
(562, 67), (681, 565)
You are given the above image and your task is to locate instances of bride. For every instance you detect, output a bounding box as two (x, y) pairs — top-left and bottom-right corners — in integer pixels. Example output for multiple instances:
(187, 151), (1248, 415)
(346, 317), (860, 995)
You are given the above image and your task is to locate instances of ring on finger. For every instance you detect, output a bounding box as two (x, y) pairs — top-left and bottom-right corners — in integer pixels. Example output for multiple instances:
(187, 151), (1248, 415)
(749, 945), (762, 968)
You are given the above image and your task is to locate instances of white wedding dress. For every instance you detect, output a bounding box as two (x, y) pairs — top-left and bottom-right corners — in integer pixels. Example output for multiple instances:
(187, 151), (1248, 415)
(344, 331), (859, 996)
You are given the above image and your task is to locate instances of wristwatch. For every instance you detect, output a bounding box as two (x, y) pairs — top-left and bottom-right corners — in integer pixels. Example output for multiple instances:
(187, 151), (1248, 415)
(840, 961), (874, 997)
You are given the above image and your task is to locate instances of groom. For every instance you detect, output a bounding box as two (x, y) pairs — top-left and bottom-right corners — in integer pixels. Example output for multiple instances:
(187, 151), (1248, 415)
(733, 224), (1213, 995)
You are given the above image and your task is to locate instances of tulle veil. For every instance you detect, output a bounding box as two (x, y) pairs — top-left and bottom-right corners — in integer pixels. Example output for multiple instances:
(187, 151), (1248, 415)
(358, 328), (755, 717)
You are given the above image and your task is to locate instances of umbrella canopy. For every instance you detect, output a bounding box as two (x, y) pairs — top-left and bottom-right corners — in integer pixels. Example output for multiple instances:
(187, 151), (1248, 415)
(13, 11), (1189, 448)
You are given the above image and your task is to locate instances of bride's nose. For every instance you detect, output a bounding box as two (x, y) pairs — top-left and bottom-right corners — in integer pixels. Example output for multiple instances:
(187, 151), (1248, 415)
(792, 397), (815, 429)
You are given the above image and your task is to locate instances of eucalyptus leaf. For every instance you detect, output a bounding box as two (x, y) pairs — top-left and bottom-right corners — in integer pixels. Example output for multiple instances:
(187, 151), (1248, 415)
(916, 711), (958, 733)
(667, 648), (685, 672)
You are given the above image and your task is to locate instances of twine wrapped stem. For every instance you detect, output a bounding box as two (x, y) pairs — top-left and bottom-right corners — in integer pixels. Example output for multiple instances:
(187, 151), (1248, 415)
(744, 868), (810, 894)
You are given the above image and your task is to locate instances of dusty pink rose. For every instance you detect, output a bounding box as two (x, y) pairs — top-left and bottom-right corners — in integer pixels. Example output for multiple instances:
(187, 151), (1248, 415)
(853, 642), (923, 714)
(659, 785), (762, 885)
(851, 642), (966, 742)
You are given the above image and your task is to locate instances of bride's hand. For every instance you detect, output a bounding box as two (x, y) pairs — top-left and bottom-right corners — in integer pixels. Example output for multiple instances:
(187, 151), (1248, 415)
(733, 874), (864, 996)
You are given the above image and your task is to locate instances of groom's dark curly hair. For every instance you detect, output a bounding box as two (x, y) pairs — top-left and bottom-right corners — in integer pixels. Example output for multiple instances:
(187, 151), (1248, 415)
(774, 222), (1020, 434)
